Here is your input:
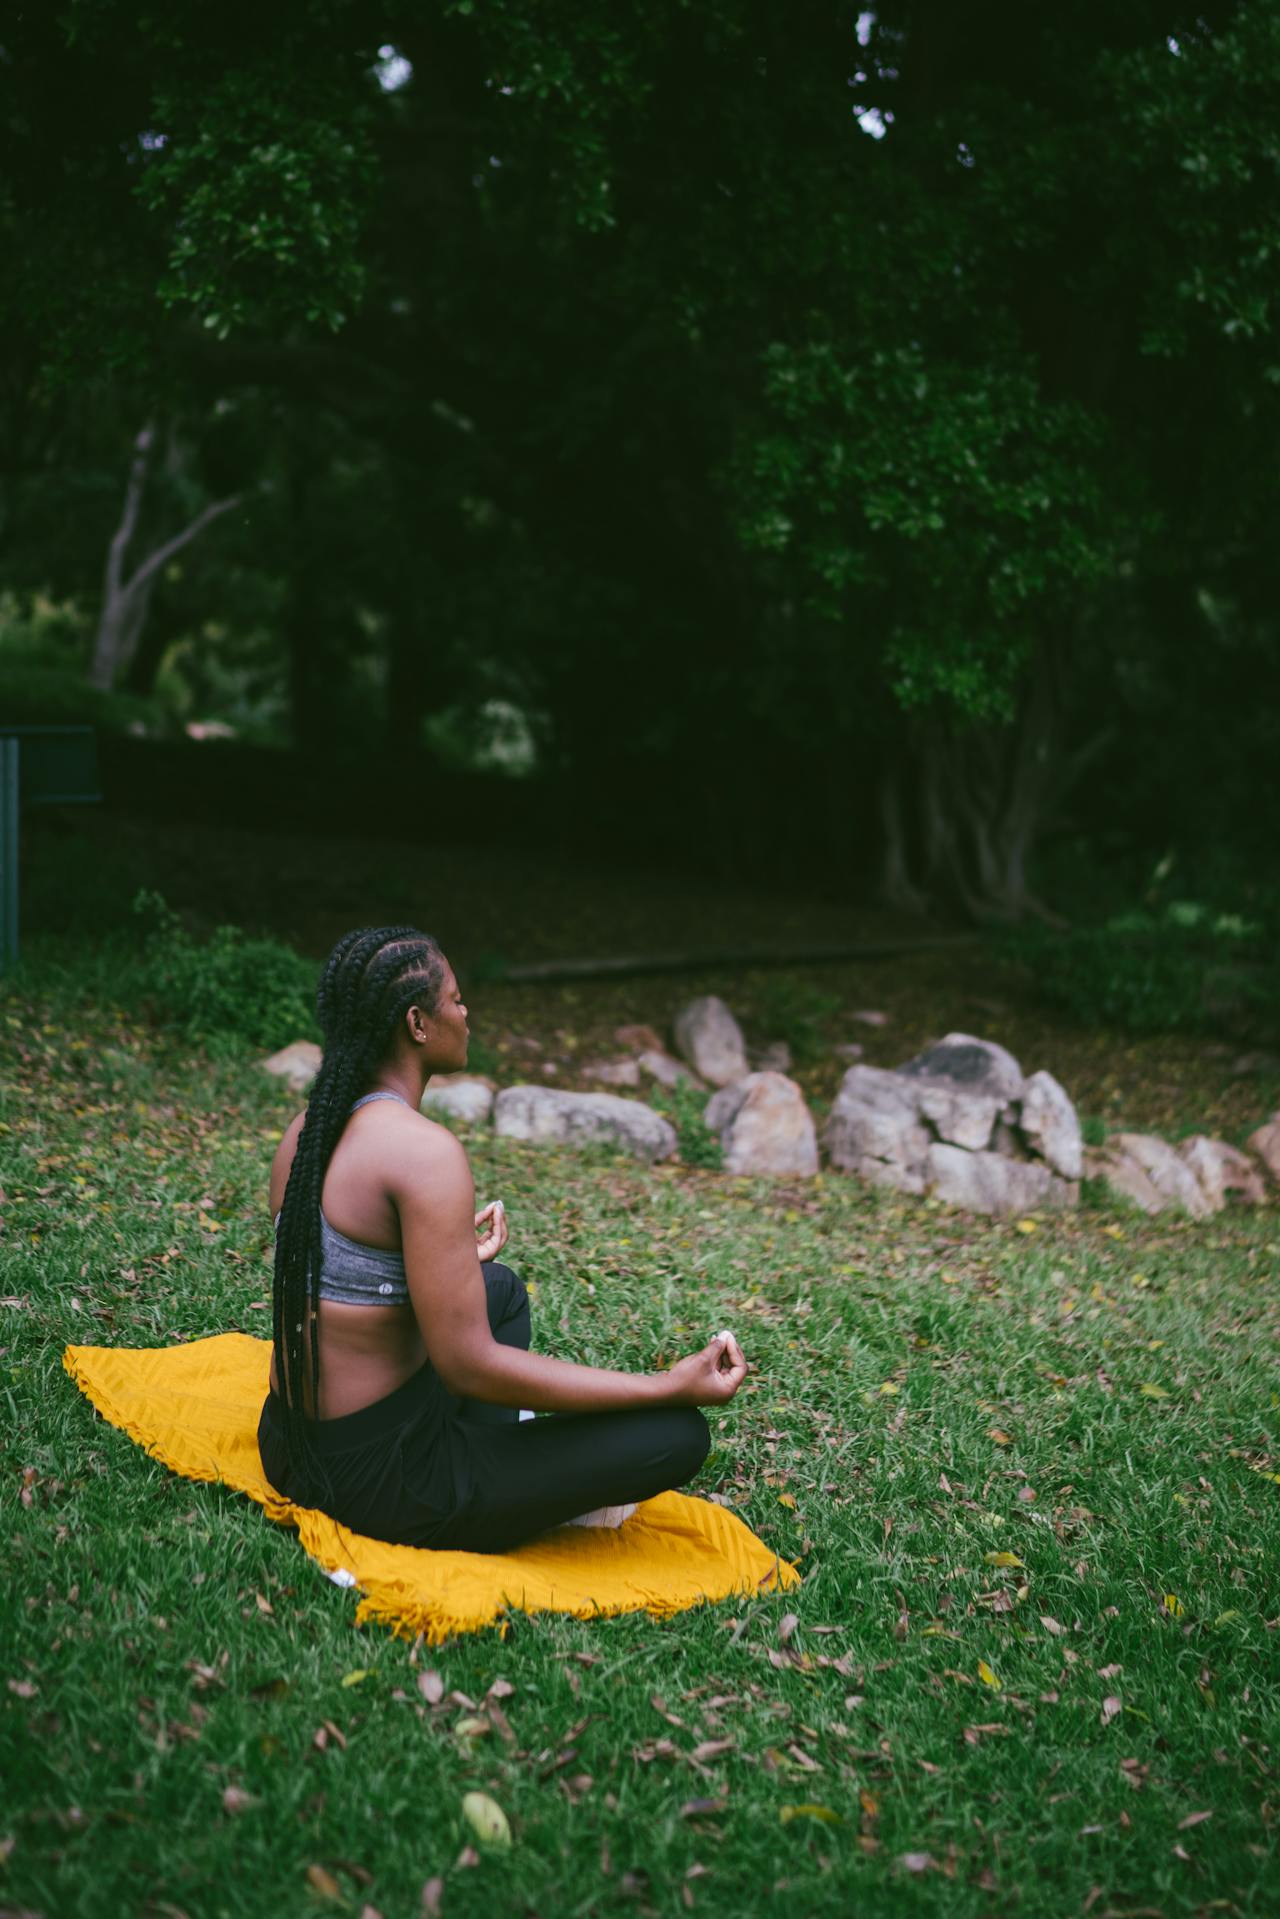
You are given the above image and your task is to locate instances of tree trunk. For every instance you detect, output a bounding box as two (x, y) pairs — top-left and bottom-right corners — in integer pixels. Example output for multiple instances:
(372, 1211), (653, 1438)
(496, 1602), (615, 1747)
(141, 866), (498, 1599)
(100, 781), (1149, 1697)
(88, 420), (239, 694)
(876, 647), (1098, 924)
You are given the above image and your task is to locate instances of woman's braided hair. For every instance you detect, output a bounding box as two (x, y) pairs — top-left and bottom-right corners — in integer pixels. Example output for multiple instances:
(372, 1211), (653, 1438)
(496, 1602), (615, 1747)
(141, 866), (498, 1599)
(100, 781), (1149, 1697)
(273, 926), (448, 1477)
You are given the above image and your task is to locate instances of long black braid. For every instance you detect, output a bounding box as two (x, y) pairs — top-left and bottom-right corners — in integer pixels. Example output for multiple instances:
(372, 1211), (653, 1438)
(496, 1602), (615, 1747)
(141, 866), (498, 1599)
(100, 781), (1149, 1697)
(272, 926), (448, 1482)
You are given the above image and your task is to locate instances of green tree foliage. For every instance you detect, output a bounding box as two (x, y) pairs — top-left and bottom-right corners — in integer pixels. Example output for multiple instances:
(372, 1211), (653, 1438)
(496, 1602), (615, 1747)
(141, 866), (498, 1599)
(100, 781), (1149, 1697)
(3, 3), (1279, 914)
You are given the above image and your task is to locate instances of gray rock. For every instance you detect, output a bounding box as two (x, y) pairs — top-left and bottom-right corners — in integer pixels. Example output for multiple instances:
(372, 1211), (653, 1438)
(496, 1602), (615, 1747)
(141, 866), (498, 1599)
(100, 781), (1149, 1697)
(914, 1081), (1001, 1151)
(898, 1032), (1024, 1106)
(926, 1144), (1073, 1216)
(672, 996), (749, 1087)
(1090, 1133), (1214, 1219)
(259, 1040), (322, 1091)
(1018, 1069), (1083, 1180)
(704, 1071), (818, 1177)
(421, 1076), (495, 1127)
(493, 1085), (677, 1163)
(581, 1057), (642, 1089)
(1247, 1114), (1280, 1185)
(822, 1064), (932, 1194)
(637, 1049), (704, 1091)
(1179, 1134), (1268, 1208)
(833, 1041), (865, 1063)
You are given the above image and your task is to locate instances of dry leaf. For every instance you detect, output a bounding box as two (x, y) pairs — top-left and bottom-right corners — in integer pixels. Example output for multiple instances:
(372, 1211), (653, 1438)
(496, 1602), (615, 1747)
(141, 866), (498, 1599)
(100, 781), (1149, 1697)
(778, 1613), (799, 1645)
(1138, 1382), (1168, 1398)
(897, 1852), (938, 1873)
(461, 1792), (511, 1851)
(1101, 1696), (1122, 1727)
(305, 1865), (343, 1900)
(221, 1786), (256, 1816)
(487, 1677), (514, 1700)
(690, 1740), (734, 1764)
(983, 1552), (1024, 1569)
(341, 1669), (371, 1688)
(1162, 1593), (1184, 1617)
(779, 1804), (841, 1825)
(418, 1670), (444, 1705)
(254, 1592), (274, 1616)
(977, 1660), (1002, 1690)
(777, 1492), (796, 1509)
(420, 1877), (444, 1915)
(1039, 1616), (1065, 1635)
(680, 1798), (727, 1820)
(859, 1789), (879, 1818)
(1178, 1809), (1212, 1829)
(989, 1429), (1013, 1446)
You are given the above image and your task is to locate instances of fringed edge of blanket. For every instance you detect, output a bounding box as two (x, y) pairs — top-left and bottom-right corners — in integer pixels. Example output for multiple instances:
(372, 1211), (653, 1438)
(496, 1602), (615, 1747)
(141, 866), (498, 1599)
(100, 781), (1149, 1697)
(61, 1345), (297, 1525)
(351, 1555), (800, 1645)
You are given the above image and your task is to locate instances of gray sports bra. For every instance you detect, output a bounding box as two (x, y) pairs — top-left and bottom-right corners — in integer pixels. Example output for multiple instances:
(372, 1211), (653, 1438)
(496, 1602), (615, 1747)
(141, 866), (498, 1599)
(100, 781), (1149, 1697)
(274, 1090), (412, 1308)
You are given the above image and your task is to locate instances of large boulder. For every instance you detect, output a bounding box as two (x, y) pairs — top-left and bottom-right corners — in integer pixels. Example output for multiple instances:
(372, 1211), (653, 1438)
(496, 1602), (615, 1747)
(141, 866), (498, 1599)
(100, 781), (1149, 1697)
(493, 1086), (677, 1163)
(898, 1032), (1024, 1106)
(1086, 1133), (1214, 1219)
(823, 1065), (933, 1194)
(672, 996), (749, 1087)
(421, 1076), (495, 1127)
(926, 1145), (1075, 1216)
(704, 1072), (819, 1177)
(823, 1033), (1080, 1212)
(1179, 1135), (1268, 1209)
(259, 1040), (322, 1091)
(1019, 1070), (1084, 1181)
(1247, 1114), (1280, 1185)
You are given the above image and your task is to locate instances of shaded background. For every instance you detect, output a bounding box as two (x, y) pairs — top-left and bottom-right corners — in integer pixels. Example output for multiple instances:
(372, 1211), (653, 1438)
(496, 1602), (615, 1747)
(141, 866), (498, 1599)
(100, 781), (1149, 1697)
(4, 0), (1280, 965)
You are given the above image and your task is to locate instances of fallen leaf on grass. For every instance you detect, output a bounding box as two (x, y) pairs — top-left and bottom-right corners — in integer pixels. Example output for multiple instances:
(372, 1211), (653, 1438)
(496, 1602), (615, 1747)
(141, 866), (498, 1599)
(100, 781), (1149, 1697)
(1101, 1696), (1122, 1727)
(1162, 1594), (1184, 1617)
(417, 1670), (444, 1705)
(1178, 1809), (1213, 1829)
(1138, 1383), (1169, 1399)
(305, 1865), (343, 1900)
(1039, 1616), (1065, 1635)
(777, 1493), (796, 1509)
(778, 1613), (798, 1645)
(858, 1789), (879, 1818)
(780, 1804), (841, 1826)
(690, 1740), (735, 1764)
(1119, 1758), (1149, 1790)
(988, 1429), (1013, 1446)
(341, 1669), (372, 1688)
(254, 1592), (274, 1616)
(487, 1677), (515, 1700)
(977, 1661), (1002, 1691)
(680, 1799), (728, 1820)
(1098, 1664), (1123, 1680)
(420, 1877), (444, 1915)
(461, 1792), (510, 1851)
(897, 1852), (938, 1873)
(7, 1679), (37, 1699)
(983, 1552), (1024, 1569)
(221, 1786), (257, 1816)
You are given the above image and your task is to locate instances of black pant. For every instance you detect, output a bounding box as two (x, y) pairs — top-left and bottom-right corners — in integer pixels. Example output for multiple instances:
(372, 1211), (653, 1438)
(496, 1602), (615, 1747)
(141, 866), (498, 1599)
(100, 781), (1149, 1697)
(257, 1262), (710, 1553)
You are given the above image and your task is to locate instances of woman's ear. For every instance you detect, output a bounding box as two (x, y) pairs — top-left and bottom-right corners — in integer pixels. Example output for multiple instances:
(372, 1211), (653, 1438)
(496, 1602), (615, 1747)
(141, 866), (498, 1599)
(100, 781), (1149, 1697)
(405, 1003), (432, 1046)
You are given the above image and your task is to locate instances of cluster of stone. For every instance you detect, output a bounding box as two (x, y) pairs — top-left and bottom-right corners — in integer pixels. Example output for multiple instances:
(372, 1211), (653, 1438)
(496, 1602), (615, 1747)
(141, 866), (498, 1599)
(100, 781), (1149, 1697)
(258, 1008), (1279, 1218)
(824, 1033), (1081, 1214)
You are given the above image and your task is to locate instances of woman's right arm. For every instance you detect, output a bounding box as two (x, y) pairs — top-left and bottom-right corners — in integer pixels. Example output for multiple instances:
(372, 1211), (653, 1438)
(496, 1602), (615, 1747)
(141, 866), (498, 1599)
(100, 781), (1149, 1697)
(394, 1125), (746, 1413)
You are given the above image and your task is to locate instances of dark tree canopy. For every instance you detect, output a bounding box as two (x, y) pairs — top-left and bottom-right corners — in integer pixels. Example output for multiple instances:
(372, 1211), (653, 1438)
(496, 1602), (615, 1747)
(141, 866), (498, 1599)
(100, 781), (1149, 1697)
(3, 2), (1279, 914)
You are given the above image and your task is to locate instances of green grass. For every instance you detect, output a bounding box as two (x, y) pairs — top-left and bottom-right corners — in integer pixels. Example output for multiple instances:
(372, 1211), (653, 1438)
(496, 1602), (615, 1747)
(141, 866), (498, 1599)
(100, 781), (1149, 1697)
(2, 976), (1279, 1918)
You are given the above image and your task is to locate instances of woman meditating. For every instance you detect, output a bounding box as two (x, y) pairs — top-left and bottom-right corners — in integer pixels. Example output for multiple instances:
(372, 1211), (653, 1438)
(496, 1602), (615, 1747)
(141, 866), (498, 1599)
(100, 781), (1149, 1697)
(258, 925), (747, 1551)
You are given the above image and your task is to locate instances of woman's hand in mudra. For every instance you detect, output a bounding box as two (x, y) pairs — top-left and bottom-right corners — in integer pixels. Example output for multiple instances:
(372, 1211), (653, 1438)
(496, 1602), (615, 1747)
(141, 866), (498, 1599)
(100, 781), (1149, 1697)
(665, 1330), (748, 1406)
(474, 1199), (508, 1263)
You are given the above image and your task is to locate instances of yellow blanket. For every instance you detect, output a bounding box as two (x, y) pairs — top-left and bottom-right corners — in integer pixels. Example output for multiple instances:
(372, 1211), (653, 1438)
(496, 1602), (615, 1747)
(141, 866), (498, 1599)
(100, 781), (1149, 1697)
(64, 1333), (798, 1642)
